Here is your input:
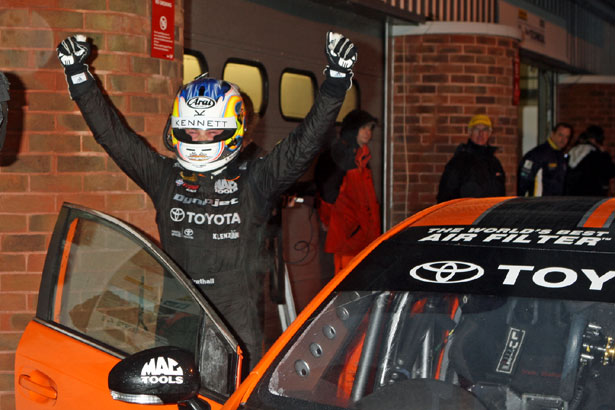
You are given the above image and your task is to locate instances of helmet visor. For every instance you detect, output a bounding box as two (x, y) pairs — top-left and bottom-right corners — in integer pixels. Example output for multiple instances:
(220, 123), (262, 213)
(171, 115), (237, 143)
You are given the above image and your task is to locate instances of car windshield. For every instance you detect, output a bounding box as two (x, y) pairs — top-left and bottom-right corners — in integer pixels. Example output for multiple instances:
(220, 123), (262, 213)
(250, 223), (615, 410)
(257, 290), (615, 410)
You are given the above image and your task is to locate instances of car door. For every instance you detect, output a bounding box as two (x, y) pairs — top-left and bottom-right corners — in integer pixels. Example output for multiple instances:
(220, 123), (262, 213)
(15, 203), (241, 410)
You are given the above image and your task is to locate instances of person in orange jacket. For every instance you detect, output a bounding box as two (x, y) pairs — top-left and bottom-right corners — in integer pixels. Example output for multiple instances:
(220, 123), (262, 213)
(315, 109), (381, 274)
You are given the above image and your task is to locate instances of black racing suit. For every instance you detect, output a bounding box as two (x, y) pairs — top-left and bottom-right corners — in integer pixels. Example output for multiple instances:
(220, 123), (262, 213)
(74, 77), (347, 368)
(518, 138), (567, 197)
(437, 140), (506, 203)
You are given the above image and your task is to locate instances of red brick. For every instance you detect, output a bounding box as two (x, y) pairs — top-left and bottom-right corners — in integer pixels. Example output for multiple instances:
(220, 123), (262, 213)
(90, 54), (131, 74)
(132, 56), (162, 75)
(2, 234), (47, 252)
(147, 76), (171, 95)
(0, 373), (14, 393)
(423, 74), (448, 83)
(29, 214), (58, 232)
(29, 134), (81, 153)
(450, 35), (476, 44)
(0, 175), (27, 192)
(0, 254), (26, 272)
(451, 75), (475, 83)
(0, 8), (29, 27)
(107, 193), (146, 211)
(1, 274), (42, 292)
(0, 215), (27, 233)
(82, 136), (106, 153)
(131, 96), (159, 113)
(108, 74), (146, 93)
(464, 45), (486, 54)
(24, 113), (55, 132)
(0, 294), (26, 311)
(31, 9), (84, 29)
(57, 155), (106, 172)
(0, 29), (53, 48)
(84, 173), (127, 191)
(9, 313), (33, 331)
(26, 92), (76, 112)
(31, 175), (83, 192)
(124, 115), (145, 132)
(27, 253), (47, 273)
(0, 50), (29, 68)
(56, 193), (105, 210)
(450, 54), (475, 63)
(56, 113), (88, 132)
(57, 0), (106, 10)
(0, 353), (15, 372)
(11, 71), (56, 91)
(108, 0), (147, 15)
(0, 195), (55, 213)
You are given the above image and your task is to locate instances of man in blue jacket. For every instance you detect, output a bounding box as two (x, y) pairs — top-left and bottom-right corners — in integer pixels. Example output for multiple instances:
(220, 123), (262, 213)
(518, 122), (573, 197)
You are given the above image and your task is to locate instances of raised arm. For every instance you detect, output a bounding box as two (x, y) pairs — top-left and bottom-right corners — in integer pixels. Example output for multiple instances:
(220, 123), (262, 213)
(251, 32), (357, 201)
(57, 35), (168, 198)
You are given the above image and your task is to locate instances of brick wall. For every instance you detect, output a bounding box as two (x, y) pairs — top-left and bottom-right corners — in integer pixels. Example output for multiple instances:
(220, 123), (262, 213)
(558, 79), (615, 156)
(0, 1), (183, 408)
(390, 29), (520, 225)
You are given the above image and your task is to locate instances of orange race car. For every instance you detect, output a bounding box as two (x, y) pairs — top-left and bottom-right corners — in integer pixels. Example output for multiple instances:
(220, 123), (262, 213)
(16, 197), (615, 410)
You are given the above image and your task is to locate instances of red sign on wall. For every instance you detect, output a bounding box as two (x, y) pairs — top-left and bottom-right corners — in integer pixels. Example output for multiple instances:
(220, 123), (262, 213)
(151, 0), (174, 60)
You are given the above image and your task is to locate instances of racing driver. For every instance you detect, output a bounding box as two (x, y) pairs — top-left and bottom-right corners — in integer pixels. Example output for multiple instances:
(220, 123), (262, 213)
(56, 32), (357, 369)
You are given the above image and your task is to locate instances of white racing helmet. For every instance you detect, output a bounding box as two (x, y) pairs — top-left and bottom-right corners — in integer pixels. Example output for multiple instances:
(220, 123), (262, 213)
(167, 76), (244, 172)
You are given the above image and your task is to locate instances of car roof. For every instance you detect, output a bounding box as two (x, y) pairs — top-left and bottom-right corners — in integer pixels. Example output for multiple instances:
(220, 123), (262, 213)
(340, 197), (615, 303)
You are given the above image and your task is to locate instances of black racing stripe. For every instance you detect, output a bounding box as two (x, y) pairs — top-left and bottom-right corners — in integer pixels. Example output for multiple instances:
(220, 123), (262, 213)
(471, 198), (515, 225)
(473, 197), (604, 229)
(604, 208), (615, 228)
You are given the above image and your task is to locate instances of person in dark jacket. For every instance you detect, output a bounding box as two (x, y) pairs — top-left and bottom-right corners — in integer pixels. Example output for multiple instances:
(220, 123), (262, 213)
(565, 125), (615, 196)
(315, 109), (381, 274)
(518, 122), (573, 197)
(56, 32), (356, 369)
(437, 114), (505, 203)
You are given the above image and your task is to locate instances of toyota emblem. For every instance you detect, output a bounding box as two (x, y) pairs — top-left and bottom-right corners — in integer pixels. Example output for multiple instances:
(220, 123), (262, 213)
(410, 261), (484, 284)
(170, 208), (185, 222)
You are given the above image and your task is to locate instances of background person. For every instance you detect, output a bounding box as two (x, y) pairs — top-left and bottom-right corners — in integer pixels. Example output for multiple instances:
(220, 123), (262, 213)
(315, 109), (381, 275)
(518, 122), (573, 197)
(437, 114), (505, 203)
(565, 125), (615, 196)
(57, 32), (357, 369)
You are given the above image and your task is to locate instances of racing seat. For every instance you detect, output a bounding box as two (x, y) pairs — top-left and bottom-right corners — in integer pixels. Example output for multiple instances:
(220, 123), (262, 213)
(449, 297), (582, 410)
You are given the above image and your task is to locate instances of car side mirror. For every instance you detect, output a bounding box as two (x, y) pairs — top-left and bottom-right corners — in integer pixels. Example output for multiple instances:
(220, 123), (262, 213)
(108, 346), (200, 405)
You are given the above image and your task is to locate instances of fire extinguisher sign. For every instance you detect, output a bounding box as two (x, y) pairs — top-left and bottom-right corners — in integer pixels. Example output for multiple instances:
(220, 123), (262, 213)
(151, 0), (174, 60)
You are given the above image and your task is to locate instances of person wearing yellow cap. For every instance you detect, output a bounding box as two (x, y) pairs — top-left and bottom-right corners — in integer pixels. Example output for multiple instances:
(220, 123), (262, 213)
(518, 122), (573, 197)
(437, 114), (505, 203)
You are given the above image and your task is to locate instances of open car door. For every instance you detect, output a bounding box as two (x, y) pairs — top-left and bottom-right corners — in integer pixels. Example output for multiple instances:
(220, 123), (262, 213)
(15, 203), (241, 410)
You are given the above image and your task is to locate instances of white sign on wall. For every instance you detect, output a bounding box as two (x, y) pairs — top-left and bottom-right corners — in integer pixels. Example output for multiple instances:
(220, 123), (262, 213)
(499, 1), (569, 65)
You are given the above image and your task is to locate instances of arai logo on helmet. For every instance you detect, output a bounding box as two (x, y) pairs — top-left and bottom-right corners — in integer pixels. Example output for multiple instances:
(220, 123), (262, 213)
(410, 261), (484, 284)
(187, 96), (215, 109)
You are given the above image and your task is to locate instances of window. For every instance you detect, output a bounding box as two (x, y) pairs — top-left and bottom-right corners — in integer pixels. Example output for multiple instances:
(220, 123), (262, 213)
(337, 81), (360, 123)
(223, 59), (268, 116)
(184, 49), (208, 84)
(54, 217), (204, 356)
(280, 69), (317, 121)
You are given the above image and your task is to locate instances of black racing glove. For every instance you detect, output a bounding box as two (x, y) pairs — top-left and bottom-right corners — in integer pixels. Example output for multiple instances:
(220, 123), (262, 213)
(324, 32), (357, 88)
(57, 35), (94, 99)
